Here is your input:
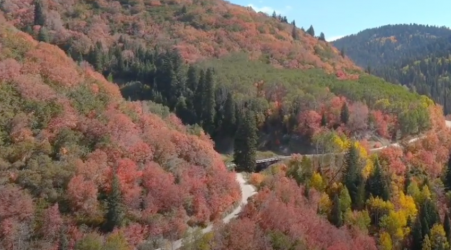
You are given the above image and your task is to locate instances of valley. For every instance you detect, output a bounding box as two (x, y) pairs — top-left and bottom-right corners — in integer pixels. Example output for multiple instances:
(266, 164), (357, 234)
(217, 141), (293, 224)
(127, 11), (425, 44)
(1, 1), (451, 250)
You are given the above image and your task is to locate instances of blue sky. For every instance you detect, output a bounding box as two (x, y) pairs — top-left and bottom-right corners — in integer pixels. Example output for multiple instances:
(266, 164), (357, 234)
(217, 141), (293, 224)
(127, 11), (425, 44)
(230, 0), (451, 41)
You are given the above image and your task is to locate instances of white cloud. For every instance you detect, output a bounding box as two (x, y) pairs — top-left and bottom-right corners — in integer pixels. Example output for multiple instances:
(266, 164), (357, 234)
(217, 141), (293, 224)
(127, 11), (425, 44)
(327, 35), (344, 42)
(247, 4), (276, 15)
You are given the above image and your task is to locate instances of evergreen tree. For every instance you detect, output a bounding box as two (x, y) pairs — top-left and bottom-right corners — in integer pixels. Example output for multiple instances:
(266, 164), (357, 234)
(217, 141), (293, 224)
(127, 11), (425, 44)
(444, 214), (451, 243)
(340, 47), (345, 58)
(445, 153), (451, 191)
(321, 113), (327, 127)
(319, 32), (326, 41)
(186, 65), (199, 93)
(366, 157), (390, 201)
(272, 11), (277, 18)
(223, 92), (237, 136)
(340, 102), (349, 124)
(34, 0), (46, 26)
(343, 143), (364, 209)
(104, 173), (124, 232)
(307, 25), (315, 37)
(420, 199), (440, 237)
(412, 217), (423, 250)
(194, 69), (205, 121)
(175, 96), (192, 124)
(38, 26), (50, 43)
(233, 110), (257, 172)
(330, 194), (343, 227)
(92, 42), (104, 72)
(291, 20), (299, 40)
(202, 68), (216, 134)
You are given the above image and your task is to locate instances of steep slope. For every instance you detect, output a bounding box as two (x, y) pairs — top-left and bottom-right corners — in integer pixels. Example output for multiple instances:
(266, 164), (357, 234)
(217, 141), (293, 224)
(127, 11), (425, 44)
(0, 1), (439, 156)
(0, 19), (240, 249)
(332, 24), (451, 68)
(1, 0), (358, 72)
(333, 24), (451, 114)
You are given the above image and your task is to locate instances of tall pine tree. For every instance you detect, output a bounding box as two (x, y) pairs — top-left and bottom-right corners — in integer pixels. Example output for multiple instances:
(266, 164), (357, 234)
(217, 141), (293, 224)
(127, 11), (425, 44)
(194, 69), (205, 121)
(291, 20), (299, 40)
(444, 213), (451, 243)
(319, 32), (326, 41)
(306, 25), (315, 37)
(34, 0), (46, 26)
(223, 92), (237, 137)
(233, 110), (257, 172)
(445, 153), (451, 191)
(340, 102), (350, 124)
(104, 173), (124, 232)
(365, 157), (390, 201)
(343, 143), (364, 209)
(330, 194), (343, 227)
(202, 68), (216, 134)
(412, 217), (423, 250)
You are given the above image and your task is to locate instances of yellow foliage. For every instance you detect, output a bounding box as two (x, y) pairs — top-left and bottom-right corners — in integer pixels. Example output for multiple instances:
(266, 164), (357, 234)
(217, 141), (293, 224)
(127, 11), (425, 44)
(430, 224), (449, 250)
(318, 192), (332, 215)
(420, 185), (432, 203)
(344, 210), (371, 232)
(379, 232), (393, 250)
(310, 172), (324, 191)
(398, 191), (417, 219)
(332, 134), (350, 152)
(362, 158), (374, 180)
(380, 211), (408, 242)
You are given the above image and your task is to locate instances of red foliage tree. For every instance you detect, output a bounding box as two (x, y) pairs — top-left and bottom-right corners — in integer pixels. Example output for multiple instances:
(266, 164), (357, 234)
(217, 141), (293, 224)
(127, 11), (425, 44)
(67, 175), (98, 216)
(41, 204), (63, 241)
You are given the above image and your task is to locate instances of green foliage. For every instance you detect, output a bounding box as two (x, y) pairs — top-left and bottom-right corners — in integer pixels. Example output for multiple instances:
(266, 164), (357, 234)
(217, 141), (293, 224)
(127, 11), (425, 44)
(343, 144), (364, 209)
(445, 214), (451, 243)
(69, 84), (109, 115)
(38, 26), (50, 42)
(366, 157), (390, 201)
(307, 25), (315, 37)
(104, 174), (124, 232)
(34, 0), (46, 26)
(74, 233), (103, 250)
(233, 110), (257, 172)
(330, 194), (343, 227)
(333, 24), (451, 114)
(319, 32), (326, 41)
(340, 102), (349, 124)
(445, 155), (451, 192)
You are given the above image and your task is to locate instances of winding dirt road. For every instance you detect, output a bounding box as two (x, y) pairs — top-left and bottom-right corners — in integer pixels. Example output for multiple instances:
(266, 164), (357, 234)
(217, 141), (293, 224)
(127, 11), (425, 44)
(160, 173), (256, 250)
(160, 120), (451, 250)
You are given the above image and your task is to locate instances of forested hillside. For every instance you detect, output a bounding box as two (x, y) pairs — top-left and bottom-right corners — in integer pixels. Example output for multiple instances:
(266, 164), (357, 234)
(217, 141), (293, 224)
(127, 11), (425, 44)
(2, 1), (451, 250)
(0, 19), (240, 249)
(333, 24), (451, 114)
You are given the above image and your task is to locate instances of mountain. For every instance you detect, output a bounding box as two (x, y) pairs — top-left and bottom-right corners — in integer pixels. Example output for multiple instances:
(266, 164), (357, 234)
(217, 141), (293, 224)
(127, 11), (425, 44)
(1, 0), (358, 72)
(0, 0), (438, 154)
(2, 2), (451, 250)
(333, 24), (451, 114)
(332, 24), (451, 68)
(0, 18), (240, 249)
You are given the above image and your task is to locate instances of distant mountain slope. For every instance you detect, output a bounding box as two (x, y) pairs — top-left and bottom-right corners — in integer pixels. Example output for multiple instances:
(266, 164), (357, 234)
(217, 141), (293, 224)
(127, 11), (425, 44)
(333, 24), (451, 114)
(1, 0), (358, 72)
(332, 24), (451, 68)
